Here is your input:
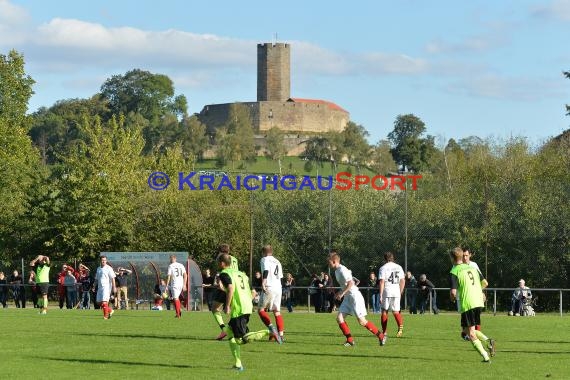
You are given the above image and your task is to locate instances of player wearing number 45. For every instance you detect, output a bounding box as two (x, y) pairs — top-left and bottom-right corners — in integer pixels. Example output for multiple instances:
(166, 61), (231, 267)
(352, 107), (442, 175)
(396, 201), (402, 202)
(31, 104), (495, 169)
(257, 245), (285, 341)
(328, 251), (385, 347)
(378, 252), (405, 343)
(449, 247), (496, 362)
(218, 253), (279, 372)
(165, 255), (187, 319)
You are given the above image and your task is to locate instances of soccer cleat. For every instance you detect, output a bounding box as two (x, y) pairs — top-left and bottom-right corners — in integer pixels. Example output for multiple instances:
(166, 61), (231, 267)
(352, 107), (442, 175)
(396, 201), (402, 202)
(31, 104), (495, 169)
(396, 330), (403, 338)
(216, 331), (227, 340)
(343, 340), (355, 347)
(39, 310), (47, 315)
(232, 365), (244, 371)
(488, 339), (496, 357)
(379, 333), (387, 346)
(482, 358), (491, 363)
(269, 326), (283, 344)
(108, 309), (114, 319)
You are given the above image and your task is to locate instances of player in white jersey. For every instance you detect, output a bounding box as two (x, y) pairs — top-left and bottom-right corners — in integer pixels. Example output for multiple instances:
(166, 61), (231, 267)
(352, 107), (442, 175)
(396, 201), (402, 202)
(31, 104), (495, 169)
(328, 251), (384, 347)
(378, 251), (405, 342)
(258, 245), (284, 340)
(95, 255), (116, 320)
(165, 255), (187, 319)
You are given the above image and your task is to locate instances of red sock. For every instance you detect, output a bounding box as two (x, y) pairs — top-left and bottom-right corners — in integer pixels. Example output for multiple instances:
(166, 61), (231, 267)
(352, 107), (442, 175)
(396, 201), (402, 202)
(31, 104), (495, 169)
(475, 324), (481, 331)
(381, 313), (388, 333)
(102, 302), (108, 317)
(394, 312), (403, 328)
(338, 321), (353, 342)
(258, 309), (271, 326)
(364, 321), (380, 336)
(174, 299), (181, 316)
(275, 314), (284, 333)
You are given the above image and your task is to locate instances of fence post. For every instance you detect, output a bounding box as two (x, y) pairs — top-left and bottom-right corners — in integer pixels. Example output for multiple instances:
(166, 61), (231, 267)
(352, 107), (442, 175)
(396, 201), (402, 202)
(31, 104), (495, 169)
(307, 289), (311, 313)
(560, 289), (562, 316)
(493, 290), (497, 316)
(429, 291), (432, 314)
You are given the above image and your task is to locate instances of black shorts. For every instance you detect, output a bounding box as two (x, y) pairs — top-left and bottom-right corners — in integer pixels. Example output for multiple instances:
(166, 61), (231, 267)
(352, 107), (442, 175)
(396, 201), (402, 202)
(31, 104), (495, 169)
(213, 289), (226, 304)
(461, 307), (482, 328)
(38, 283), (50, 295)
(229, 314), (250, 339)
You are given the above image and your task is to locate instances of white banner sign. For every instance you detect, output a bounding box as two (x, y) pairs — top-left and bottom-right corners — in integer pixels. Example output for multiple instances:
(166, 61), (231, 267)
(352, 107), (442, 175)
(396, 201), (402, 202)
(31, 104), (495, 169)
(100, 252), (188, 262)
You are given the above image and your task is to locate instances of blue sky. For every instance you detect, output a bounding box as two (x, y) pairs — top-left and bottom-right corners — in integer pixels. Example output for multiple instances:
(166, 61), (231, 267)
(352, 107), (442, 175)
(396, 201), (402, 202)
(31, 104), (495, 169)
(1, 0), (569, 145)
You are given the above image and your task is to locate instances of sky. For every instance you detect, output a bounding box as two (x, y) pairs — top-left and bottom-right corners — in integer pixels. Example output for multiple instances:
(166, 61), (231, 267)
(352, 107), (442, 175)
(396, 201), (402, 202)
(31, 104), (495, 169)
(1, 0), (569, 145)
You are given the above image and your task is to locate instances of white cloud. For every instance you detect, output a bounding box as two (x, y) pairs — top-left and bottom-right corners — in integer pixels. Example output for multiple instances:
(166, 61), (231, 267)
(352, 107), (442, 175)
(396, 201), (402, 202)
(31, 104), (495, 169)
(0, 0), (29, 25)
(532, 0), (570, 21)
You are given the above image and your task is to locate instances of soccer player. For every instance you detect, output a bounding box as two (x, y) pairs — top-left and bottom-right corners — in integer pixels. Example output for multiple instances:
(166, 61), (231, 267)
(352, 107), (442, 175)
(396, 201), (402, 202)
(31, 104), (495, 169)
(95, 255), (116, 320)
(449, 247), (495, 362)
(218, 253), (278, 371)
(328, 251), (384, 347)
(257, 245), (284, 341)
(378, 251), (405, 343)
(462, 246), (488, 333)
(30, 255), (51, 314)
(165, 255), (187, 319)
(211, 244), (238, 340)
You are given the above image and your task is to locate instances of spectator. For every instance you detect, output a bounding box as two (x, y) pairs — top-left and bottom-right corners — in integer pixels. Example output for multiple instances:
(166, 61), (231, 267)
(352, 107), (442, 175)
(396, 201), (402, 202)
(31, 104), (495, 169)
(202, 268), (215, 311)
(57, 264), (71, 309)
(252, 271), (263, 307)
(417, 274), (439, 314)
(64, 268), (78, 309)
(322, 273), (335, 313)
(114, 267), (132, 310)
(9, 270), (25, 308)
(511, 279), (532, 316)
(78, 265), (93, 309)
(28, 271), (39, 308)
(0, 272), (8, 308)
(283, 273), (295, 312)
(404, 271), (418, 314)
(368, 272), (380, 313)
(309, 273), (323, 313)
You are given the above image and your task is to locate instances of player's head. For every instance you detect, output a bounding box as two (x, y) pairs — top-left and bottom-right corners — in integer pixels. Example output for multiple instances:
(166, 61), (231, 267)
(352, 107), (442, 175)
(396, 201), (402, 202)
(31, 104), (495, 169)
(217, 253), (232, 269)
(100, 255), (107, 267)
(169, 254), (177, 263)
(449, 247), (463, 264)
(384, 251), (395, 263)
(218, 244), (230, 254)
(462, 246), (472, 263)
(328, 250), (340, 269)
(262, 245), (273, 257)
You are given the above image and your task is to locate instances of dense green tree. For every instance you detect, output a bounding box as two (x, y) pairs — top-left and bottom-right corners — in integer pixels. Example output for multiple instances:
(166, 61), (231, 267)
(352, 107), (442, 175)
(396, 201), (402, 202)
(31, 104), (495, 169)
(370, 139), (397, 174)
(0, 50), (35, 128)
(301, 136), (332, 167)
(340, 121), (371, 166)
(265, 126), (287, 161)
(388, 114), (436, 172)
(179, 115), (209, 164)
(216, 104), (256, 169)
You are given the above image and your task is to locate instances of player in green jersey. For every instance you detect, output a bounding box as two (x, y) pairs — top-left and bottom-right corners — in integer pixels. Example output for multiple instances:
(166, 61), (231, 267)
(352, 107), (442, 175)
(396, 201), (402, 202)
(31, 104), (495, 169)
(30, 255), (51, 314)
(449, 247), (496, 362)
(217, 253), (279, 371)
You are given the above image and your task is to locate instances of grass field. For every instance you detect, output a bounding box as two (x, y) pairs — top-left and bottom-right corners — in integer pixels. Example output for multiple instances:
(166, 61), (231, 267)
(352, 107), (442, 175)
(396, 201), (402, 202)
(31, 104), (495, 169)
(1, 309), (568, 379)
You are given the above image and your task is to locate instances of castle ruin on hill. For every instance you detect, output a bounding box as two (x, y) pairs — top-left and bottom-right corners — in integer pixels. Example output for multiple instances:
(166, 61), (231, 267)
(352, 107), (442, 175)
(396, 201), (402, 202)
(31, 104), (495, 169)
(198, 42), (350, 156)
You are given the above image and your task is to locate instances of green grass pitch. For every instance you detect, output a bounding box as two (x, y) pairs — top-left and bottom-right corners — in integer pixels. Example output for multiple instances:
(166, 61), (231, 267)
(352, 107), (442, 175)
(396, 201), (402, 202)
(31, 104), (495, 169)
(1, 309), (568, 379)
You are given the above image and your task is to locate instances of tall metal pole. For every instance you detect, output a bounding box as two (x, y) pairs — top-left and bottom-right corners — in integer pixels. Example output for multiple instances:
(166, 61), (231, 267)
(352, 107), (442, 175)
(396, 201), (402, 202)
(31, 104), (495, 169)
(404, 172), (408, 274)
(249, 192), (254, 281)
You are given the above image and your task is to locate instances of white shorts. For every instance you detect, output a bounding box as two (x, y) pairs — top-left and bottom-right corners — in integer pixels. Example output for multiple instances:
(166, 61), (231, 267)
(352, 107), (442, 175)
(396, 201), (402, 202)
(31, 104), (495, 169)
(338, 292), (367, 319)
(96, 288), (111, 303)
(170, 286), (183, 299)
(381, 296), (401, 312)
(261, 288), (282, 311)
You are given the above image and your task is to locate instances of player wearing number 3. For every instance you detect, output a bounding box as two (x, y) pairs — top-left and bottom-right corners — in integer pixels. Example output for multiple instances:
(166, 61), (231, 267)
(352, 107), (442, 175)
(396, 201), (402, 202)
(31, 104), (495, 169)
(257, 245), (284, 342)
(165, 255), (187, 319)
(378, 251), (405, 343)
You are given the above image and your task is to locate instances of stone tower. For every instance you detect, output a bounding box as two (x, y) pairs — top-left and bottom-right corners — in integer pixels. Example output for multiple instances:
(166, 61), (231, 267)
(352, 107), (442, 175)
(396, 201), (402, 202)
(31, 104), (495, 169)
(257, 43), (290, 101)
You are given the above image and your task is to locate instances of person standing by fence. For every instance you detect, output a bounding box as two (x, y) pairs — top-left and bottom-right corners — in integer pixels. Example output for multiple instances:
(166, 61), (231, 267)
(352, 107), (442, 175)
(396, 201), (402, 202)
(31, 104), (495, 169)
(404, 271), (418, 314)
(368, 272), (380, 313)
(9, 270), (25, 308)
(418, 274), (439, 314)
(0, 272), (9, 308)
(283, 273), (295, 312)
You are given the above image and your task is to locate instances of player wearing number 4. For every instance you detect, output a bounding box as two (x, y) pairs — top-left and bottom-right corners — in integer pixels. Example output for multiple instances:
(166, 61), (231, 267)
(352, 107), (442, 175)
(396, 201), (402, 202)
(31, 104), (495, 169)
(449, 247), (495, 362)
(328, 251), (385, 347)
(257, 245), (284, 342)
(165, 255), (187, 319)
(378, 251), (405, 343)
(218, 253), (279, 371)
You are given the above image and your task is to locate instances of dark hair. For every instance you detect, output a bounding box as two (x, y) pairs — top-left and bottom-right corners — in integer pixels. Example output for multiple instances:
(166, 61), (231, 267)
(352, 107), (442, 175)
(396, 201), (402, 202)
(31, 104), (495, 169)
(217, 253), (231, 266)
(218, 244), (230, 254)
(384, 251), (395, 262)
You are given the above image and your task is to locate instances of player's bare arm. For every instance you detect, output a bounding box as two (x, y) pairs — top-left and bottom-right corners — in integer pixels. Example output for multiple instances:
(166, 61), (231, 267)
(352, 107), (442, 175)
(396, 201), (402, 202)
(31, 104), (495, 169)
(378, 279), (385, 303)
(399, 278), (405, 297)
(450, 288), (457, 302)
(183, 272), (188, 291)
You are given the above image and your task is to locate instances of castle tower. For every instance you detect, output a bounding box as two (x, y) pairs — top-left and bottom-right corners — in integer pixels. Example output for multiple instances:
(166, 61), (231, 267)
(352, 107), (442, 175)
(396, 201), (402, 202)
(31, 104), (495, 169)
(257, 43), (290, 102)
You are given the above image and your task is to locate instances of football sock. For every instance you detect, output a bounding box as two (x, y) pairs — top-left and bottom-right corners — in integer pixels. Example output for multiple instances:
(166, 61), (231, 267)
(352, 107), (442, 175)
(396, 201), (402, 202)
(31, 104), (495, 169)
(475, 330), (488, 342)
(364, 320), (382, 338)
(275, 314), (284, 334)
(243, 330), (270, 342)
(472, 339), (489, 360)
(338, 321), (353, 342)
(102, 302), (108, 317)
(258, 309), (271, 326)
(213, 311), (225, 329)
(174, 299), (181, 316)
(394, 312), (403, 331)
(229, 338), (242, 368)
(381, 313), (388, 333)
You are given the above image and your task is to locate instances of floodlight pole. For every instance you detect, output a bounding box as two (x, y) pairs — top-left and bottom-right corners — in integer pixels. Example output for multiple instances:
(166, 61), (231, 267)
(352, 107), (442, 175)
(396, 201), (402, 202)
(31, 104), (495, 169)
(249, 192), (254, 281)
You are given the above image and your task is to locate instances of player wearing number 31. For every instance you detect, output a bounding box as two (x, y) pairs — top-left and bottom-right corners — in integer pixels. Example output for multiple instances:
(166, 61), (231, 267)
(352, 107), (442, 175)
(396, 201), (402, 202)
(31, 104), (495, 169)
(165, 255), (187, 319)
(378, 252), (405, 343)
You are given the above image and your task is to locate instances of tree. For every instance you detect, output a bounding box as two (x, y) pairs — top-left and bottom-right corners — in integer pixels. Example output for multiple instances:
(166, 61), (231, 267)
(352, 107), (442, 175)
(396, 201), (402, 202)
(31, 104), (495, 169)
(0, 50), (35, 128)
(301, 136), (332, 167)
(387, 114), (435, 172)
(265, 126), (287, 160)
(340, 122), (371, 166)
(179, 115), (208, 163)
(216, 104), (256, 169)
(370, 140), (397, 174)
